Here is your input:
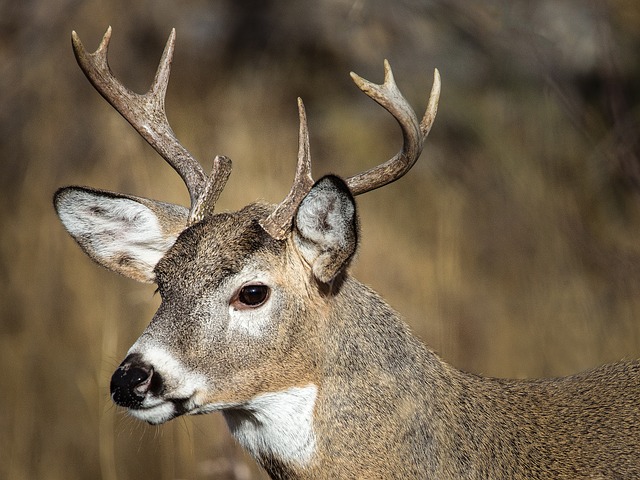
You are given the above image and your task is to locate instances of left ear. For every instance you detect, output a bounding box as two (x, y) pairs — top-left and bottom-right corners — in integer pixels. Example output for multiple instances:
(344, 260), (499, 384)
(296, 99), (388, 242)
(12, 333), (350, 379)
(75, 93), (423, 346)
(54, 186), (188, 283)
(293, 175), (358, 283)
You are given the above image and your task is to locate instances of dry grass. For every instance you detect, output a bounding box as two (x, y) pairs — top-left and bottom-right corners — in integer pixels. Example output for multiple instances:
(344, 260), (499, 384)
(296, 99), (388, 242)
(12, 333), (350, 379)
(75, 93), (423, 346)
(2, 1), (640, 478)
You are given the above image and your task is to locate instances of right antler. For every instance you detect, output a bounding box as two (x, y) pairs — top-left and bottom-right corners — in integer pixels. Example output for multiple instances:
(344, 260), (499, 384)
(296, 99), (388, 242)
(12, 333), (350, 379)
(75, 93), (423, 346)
(72, 27), (230, 224)
(260, 61), (441, 239)
(345, 60), (440, 195)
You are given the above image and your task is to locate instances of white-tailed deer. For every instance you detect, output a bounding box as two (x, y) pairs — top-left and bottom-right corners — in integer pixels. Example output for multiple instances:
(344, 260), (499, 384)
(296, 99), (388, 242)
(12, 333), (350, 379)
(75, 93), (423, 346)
(55, 27), (640, 479)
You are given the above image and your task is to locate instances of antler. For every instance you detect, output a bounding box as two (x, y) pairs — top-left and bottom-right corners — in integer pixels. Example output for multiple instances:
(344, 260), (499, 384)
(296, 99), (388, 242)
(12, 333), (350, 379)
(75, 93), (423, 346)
(346, 61), (440, 195)
(260, 60), (441, 240)
(259, 98), (313, 239)
(72, 27), (230, 224)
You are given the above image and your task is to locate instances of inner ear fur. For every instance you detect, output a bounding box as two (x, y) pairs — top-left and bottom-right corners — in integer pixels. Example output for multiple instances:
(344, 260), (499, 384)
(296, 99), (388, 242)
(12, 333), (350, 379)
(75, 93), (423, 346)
(54, 186), (188, 282)
(293, 175), (358, 284)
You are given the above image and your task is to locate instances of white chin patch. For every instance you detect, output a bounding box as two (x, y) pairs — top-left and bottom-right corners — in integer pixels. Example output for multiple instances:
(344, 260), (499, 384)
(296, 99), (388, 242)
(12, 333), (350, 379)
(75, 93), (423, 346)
(128, 402), (176, 425)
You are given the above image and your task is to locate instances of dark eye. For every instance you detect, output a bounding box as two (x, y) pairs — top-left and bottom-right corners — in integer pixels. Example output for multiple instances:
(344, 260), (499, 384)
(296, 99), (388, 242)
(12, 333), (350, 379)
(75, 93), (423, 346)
(235, 284), (270, 308)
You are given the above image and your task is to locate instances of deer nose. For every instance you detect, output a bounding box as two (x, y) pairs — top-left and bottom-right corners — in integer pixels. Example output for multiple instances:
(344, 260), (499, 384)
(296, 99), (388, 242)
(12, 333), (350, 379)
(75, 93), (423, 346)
(110, 353), (162, 408)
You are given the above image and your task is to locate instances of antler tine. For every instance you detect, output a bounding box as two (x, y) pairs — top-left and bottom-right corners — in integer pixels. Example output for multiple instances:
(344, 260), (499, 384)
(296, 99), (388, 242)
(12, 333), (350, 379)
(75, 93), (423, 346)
(346, 61), (441, 196)
(72, 27), (229, 214)
(189, 155), (232, 224)
(260, 98), (314, 240)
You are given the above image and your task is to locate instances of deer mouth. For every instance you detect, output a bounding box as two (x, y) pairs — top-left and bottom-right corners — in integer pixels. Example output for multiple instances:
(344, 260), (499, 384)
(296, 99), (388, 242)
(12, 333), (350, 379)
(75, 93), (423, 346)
(126, 394), (240, 425)
(113, 383), (208, 425)
(127, 399), (180, 425)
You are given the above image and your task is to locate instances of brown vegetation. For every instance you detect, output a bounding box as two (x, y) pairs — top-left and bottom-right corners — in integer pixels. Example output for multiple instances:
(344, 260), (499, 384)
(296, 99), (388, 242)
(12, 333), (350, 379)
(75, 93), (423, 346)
(1, 1), (640, 479)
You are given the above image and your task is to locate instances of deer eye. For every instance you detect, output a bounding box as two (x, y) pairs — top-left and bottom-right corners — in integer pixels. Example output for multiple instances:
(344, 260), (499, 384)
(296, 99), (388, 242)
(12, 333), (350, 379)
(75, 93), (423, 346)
(233, 284), (270, 309)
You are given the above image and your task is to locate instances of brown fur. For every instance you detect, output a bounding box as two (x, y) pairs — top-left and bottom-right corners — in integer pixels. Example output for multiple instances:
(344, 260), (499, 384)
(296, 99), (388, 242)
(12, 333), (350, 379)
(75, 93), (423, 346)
(56, 181), (640, 479)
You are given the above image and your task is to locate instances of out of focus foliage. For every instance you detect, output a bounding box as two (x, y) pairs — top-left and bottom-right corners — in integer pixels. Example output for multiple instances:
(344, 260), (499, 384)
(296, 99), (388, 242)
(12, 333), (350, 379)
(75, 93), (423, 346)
(1, 1), (639, 479)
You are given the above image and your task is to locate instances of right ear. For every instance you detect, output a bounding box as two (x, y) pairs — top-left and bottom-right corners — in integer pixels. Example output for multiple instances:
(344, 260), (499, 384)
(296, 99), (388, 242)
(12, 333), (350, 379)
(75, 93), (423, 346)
(293, 175), (358, 284)
(54, 187), (188, 283)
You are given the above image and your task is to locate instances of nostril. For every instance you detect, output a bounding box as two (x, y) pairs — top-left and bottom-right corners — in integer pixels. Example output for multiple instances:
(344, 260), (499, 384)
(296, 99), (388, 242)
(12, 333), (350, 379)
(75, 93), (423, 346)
(127, 366), (152, 389)
(128, 366), (151, 387)
(132, 366), (153, 394)
(110, 358), (158, 408)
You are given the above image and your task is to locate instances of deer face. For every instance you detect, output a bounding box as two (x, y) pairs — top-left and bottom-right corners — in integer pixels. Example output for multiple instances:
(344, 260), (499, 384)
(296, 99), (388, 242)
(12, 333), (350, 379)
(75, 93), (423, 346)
(56, 176), (358, 425)
(117, 204), (315, 425)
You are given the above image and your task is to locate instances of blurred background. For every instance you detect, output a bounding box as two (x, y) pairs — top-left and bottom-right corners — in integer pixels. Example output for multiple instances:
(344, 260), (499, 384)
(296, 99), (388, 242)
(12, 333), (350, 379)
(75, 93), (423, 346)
(2, 0), (640, 478)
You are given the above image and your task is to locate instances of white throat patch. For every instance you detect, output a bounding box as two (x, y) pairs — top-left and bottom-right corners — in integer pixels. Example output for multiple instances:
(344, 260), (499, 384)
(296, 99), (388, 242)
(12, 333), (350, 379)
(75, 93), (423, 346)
(224, 384), (318, 466)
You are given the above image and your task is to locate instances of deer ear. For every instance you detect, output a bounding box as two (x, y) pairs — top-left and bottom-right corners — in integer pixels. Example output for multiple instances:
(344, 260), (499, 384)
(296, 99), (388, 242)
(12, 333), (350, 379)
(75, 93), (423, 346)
(54, 187), (188, 283)
(293, 175), (358, 283)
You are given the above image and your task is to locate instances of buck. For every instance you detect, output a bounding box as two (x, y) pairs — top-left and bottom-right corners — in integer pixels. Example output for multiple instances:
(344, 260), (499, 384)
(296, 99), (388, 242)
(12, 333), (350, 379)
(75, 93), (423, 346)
(55, 27), (640, 479)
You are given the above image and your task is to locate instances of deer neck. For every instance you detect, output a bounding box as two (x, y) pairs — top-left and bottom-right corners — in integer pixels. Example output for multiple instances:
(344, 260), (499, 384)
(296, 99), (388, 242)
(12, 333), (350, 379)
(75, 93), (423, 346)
(225, 276), (455, 479)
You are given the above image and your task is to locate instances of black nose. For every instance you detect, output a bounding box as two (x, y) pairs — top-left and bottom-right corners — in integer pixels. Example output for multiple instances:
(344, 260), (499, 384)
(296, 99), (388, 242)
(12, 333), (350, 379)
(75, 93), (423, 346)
(110, 353), (162, 408)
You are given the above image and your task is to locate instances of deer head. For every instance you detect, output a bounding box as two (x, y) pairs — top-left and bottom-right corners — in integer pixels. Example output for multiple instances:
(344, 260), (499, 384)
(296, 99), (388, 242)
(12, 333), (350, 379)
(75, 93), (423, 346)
(55, 27), (439, 467)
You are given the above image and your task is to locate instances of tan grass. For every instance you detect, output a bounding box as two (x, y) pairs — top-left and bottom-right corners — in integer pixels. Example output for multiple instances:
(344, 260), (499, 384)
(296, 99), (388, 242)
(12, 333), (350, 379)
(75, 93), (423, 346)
(2, 2), (640, 478)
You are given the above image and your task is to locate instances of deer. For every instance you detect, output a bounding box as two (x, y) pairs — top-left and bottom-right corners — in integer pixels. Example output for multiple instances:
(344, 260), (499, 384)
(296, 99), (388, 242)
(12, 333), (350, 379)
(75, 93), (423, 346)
(54, 27), (640, 479)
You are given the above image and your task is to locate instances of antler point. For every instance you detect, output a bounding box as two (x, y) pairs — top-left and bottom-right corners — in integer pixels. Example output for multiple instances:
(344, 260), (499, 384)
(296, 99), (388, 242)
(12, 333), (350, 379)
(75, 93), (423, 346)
(349, 70), (368, 91)
(297, 97), (307, 117)
(383, 59), (395, 85)
(71, 29), (82, 46)
(101, 26), (113, 48)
